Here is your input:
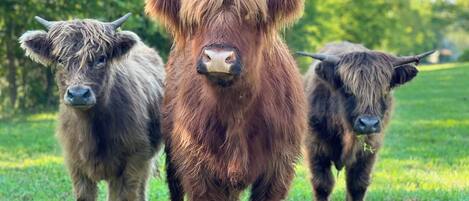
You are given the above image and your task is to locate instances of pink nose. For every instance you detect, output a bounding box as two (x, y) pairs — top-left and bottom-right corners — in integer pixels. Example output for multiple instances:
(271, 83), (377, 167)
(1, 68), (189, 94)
(201, 49), (236, 74)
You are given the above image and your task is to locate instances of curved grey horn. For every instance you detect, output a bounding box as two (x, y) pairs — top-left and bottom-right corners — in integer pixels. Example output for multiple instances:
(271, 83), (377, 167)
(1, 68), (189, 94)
(109, 13), (131, 30)
(34, 16), (57, 30)
(296, 51), (340, 65)
(393, 50), (436, 67)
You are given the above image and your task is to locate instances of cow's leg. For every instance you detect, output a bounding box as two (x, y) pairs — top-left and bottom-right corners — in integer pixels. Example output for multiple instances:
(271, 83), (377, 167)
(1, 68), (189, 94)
(345, 153), (377, 201)
(138, 159), (152, 201)
(69, 166), (97, 201)
(165, 144), (184, 201)
(108, 157), (151, 201)
(184, 174), (239, 201)
(249, 162), (295, 201)
(188, 188), (239, 201)
(309, 154), (334, 201)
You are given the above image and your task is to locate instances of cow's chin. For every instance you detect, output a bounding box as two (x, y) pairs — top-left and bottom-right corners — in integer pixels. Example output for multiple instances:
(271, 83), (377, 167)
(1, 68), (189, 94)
(64, 100), (96, 111)
(64, 104), (95, 111)
(353, 130), (381, 136)
(205, 73), (238, 87)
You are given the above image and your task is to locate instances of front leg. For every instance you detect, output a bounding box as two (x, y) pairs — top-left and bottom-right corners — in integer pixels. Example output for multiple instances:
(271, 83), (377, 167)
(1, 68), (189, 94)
(309, 154), (335, 201)
(165, 143), (184, 201)
(68, 167), (97, 201)
(345, 152), (377, 201)
(185, 174), (241, 201)
(108, 157), (152, 201)
(249, 161), (295, 201)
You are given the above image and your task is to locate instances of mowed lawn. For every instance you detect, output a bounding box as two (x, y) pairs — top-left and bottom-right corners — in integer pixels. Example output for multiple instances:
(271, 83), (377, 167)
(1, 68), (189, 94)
(1, 63), (469, 201)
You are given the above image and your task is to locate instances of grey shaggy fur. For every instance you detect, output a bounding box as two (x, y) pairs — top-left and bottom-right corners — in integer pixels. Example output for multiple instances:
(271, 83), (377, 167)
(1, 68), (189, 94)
(20, 19), (165, 201)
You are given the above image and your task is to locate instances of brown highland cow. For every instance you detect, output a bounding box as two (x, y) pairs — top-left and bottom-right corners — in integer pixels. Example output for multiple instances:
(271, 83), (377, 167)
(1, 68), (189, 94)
(145, 0), (307, 200)
(299, 42), (434, 201)
(19, 14), (165, 201)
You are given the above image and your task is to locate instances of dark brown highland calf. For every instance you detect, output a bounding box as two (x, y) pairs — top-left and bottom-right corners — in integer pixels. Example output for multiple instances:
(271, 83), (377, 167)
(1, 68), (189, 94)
(19, 14), (165, 201)
(145, 0), (307, 200)
(299, 42), (434, 201)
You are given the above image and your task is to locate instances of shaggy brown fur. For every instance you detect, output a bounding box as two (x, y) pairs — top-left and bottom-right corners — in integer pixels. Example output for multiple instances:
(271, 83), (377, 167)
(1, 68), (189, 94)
(303, 42), (419, 201)
(146, 0), (307, 200)
(20, 18), (165, 201)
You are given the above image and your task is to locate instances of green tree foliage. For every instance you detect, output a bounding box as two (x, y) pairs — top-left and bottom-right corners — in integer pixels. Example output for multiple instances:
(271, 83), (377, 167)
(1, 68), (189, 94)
(458, 49), (469, 62)
(285, 0), (468, 71)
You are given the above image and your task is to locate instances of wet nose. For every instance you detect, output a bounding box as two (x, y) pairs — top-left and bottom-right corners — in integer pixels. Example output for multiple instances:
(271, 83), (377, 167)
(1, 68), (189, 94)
(353, 115), (381, 134)
(64, 85), (96, 108)
(198, 48), (239, 75)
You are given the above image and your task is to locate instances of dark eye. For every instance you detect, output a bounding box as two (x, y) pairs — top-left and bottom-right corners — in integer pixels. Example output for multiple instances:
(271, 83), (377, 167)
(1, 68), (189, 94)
(95, 55), (107, 68)
(342, 86), (353, 97)
(57, 58), (64, 64)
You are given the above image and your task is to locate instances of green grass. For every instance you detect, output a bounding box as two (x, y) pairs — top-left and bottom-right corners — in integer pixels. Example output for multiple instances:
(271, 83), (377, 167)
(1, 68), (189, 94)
(1, 63), (469, 201)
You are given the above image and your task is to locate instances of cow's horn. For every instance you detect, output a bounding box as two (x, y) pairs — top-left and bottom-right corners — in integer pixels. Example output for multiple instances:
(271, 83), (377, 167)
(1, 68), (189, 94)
(34, 16), (57, 30)
(109, 13), (131, 30)
(393, 50), (436, 67)
(296, 51), (340, 65)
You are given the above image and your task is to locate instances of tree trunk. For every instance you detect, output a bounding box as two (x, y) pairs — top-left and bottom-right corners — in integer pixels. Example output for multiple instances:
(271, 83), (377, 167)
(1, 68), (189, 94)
(45, 67), (55, 105)
(6, 41), (17, 108)
(5, 12), (18, 108)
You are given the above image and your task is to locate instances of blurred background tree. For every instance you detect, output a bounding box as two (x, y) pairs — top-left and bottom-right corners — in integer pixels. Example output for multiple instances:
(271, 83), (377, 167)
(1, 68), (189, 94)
(0, 0), (468, 116)
(287, 0), (469, 70)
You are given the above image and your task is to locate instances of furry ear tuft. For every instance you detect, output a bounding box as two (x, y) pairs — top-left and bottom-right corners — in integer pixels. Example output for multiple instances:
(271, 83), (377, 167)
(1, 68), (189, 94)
(111, 31), (140, 58)
(19, 30), (53, 66)
(267, 0), (304, 28)
(145, 0), (181, 36)
(315, 61), (341, 88)
(391, 64), (418, 88)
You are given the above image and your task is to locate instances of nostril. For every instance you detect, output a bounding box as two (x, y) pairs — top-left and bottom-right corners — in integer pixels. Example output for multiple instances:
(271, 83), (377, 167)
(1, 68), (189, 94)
(202, 51), (211, 63)
(358, 118), (368, 126)
(82, 89), (91, 98)
(225, 53), (236, 64)
(66, 90), (74, 99)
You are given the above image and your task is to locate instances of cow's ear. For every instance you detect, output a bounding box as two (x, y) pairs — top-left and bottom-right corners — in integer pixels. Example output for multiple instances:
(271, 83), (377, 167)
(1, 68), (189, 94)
(315, 62), (341, 88)
(145, 0), (180, 33)
(391, 64), (418, 88)
(267, 0), (304, 27)
(112, 31), (139, 58)
(19, 30), (53, 66)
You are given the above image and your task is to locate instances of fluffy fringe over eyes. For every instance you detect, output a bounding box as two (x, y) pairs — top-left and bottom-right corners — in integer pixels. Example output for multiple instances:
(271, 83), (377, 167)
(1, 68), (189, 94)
(338, 52), (394, 113)
(145, 0), (304, 40)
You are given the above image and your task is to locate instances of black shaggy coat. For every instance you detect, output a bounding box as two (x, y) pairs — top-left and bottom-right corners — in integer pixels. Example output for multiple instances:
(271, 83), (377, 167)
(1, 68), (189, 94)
(303, 42), (420, 201)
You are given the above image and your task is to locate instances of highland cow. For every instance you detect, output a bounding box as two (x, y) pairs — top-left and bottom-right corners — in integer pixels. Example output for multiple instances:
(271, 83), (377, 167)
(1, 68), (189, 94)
(145, 0), (307, 200)
(299, 42), (434, 201)
(19, 14), (165, 201)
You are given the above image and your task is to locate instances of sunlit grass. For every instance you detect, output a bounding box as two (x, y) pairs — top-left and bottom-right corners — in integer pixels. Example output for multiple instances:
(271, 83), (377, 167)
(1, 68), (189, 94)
(0, 155), (62, 169)
(417, 62), (468, 72)
(27, 112), (57, 122)
(1, 63), (469, 200)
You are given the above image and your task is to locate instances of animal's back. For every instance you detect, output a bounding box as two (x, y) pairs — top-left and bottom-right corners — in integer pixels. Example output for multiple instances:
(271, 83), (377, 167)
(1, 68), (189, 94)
(122, 40), (165, 104)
